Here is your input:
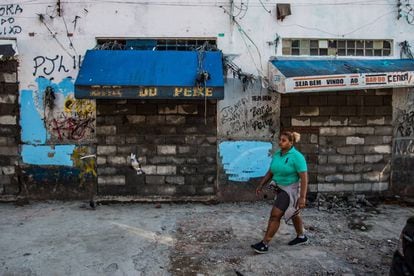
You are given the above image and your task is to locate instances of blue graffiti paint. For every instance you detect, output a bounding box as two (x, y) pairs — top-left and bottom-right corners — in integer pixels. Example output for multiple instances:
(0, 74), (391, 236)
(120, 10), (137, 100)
(20, 89), (47, 144)
(21, 145), (75, 166)
(219, 141), (273, 182)
(20, 77), (75, 144)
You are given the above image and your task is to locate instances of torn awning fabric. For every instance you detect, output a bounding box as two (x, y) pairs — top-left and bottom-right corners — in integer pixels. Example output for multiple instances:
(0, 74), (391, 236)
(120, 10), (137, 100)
(269, 59), (414, 93)
(74, 50), (224, 99)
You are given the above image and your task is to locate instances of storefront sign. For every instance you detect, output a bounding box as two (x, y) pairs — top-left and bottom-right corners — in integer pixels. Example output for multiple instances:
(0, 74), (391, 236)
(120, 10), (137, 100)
(271, 71), (414, 93)
(75, 85), (224, 99)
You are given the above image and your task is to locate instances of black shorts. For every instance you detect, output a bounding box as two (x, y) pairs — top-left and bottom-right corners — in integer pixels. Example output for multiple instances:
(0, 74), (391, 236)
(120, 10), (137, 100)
(274, 188), (290, 212)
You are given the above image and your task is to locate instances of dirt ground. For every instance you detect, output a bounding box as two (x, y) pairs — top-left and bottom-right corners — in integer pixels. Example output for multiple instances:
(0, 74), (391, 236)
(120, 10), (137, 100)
(0, 199), (413, 276)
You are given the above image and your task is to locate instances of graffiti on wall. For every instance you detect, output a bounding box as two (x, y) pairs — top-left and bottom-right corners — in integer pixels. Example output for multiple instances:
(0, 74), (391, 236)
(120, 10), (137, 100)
(47, 94), (95, 141)
(394, 138), (414, 156)
(219, 94), (277, 137)
(395, 109), (414, 137)
(72, 147), (97, 183)
(33, 55), (83, 77)
(0, 4), (23, 35)
(219, 141), (272, 182)
(20, 77), (96, 144)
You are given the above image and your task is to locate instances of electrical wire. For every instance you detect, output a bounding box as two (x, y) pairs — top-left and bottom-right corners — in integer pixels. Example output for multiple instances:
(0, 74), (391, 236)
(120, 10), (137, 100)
(39, 17), (73, 58)
(276, 10), (396, 38)
(62, 15), (79, 56)
(4, 0), (398, 7)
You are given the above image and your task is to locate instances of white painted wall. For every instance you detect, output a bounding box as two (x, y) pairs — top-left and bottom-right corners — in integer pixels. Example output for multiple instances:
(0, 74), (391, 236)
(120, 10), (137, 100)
(2, 0), (413, 90)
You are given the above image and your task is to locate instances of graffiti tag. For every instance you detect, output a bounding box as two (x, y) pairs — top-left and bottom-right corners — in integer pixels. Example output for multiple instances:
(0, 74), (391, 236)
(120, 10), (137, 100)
(396, 110), (414, 137)
(33, 55), (82, 76)
(0, 4), (23, 35)
(394, 138), (414, 156)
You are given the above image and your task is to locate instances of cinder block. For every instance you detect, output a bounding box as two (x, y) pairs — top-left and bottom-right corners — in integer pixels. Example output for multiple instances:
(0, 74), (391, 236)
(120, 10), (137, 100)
(157, 185), (177, 195)
(97, 146), (116, 155)
(372, 182), (389, 192)
(320, 127), (337, 136)
(328, 155), (347, 164)
(329, 117), (348, 126)
(198, 186), (215, 195)
(158, 104), (178, 114)
(146, 176), (165, 185)
(0, 94), (16, 104)
(355, 127), (375, 135)
(325, 174), (344, 182)
(1, 166), (15, 175)
(337, 146), (356, 155)
(318, 155), (327, 164)
(373, 145), (391, 154)
(337, 127), (356, 136)
(346, 136), (364, 145)
(0, 146), (18, 156)
(335, 184), (354, 192)
(178, 146), (191, 154)
(97, 157), (106, 165)
(165, 115), (185, 125)
(318, 183), (336, 192)
(146, 115), (166, 124)
(310, 117), (330, 126)
(141, 165), (156, 174)
(98, 176), (125, 185)
(107, 136), (126, 145)
(108, 156), (127, 165)
(367, 116), (385, 125)
(157, 145), (176, 155)
(354, 183), (372, 192)
(365, 155), (383, 163)
(0, 73), (16, 83)
(299, 107), (319, 116)
(346, 155), (364, 164)
(166, 176), (185, 185)
(126, 115), (146, 124)
(96, 125), (116, 135)
(344, 174), (361, 182)
(374, 126), (393, 135)
(0, 115), (16, 125)
(292, 118), (310, 126)
(362, 172), (380, 182)
(156, 166), (177, 175)
(178, 105), (198, 115)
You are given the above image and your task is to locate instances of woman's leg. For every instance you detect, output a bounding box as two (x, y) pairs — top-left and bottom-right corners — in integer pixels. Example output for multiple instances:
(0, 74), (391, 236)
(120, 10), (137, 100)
(263, 207), (284, 244)
(292, 214), (304, 236)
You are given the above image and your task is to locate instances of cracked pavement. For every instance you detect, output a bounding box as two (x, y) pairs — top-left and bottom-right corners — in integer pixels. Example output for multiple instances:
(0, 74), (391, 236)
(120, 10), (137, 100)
(0, 201), (413, 275)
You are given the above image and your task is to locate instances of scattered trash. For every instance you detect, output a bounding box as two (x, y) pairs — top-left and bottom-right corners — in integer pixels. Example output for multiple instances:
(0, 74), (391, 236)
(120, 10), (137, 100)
(130, 153), (144, 175)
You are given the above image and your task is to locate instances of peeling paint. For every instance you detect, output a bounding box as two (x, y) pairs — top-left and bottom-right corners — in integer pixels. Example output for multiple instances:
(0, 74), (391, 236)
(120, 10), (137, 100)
(219, 141), (272, 182)
(22, 145), (76, 166)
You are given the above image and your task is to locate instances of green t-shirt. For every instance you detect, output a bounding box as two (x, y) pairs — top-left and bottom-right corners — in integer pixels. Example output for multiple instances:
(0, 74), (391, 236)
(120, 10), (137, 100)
(270, 146), (307, 186)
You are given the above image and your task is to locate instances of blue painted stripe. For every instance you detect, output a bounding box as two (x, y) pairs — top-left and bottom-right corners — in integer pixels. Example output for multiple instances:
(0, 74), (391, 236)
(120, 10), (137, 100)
(20, 89), (47, 144)
(219, 141), (272, 182)
(21, 145), (75, 166)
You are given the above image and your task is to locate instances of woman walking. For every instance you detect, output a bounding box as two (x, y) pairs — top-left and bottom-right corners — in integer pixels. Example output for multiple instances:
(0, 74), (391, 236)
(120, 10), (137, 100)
(251, 131), (309, 254)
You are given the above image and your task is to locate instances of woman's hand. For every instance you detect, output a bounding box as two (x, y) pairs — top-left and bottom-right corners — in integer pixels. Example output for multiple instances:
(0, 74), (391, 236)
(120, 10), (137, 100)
(296, 197), (306, 209)
(255, 186), (263, 197)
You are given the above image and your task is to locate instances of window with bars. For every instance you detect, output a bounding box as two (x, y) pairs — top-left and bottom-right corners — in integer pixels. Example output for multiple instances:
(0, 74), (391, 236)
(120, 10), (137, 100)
(95, 38), (218, 51)
(282, 39), (392, 57)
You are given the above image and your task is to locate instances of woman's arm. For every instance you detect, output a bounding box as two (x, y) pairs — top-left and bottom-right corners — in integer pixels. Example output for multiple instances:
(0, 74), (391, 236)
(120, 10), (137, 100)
(297, 172), (308, 208)
(256, 170), (273, 196)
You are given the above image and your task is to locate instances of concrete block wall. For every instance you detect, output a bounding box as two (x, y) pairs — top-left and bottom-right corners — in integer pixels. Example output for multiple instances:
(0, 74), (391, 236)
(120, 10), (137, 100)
(0, 60), (19, 196)
(96, 99), (217, 197)
(280, 90), (393, 193)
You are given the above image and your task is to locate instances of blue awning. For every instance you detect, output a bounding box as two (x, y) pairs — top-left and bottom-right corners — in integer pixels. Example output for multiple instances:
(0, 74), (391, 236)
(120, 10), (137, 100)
(75, 50), (224, 99)
(269, 59), (414, 93)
